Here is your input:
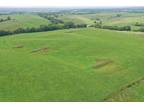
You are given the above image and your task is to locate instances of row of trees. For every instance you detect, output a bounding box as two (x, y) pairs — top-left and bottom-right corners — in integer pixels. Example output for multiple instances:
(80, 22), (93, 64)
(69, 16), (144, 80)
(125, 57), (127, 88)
(0, 16), (11, 22)
(46, 17), (64, 24)
(0, 30), (12, 36)
(102, 25), (131, 31)
(0, 22), (87, 37)
(92, 23), (131, 31)
(93, 20), (131, 31)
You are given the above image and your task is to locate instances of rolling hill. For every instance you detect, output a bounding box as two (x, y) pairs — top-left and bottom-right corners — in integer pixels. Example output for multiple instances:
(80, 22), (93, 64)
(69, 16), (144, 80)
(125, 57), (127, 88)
(0, 28), (144, 101)
(0, 14), (49, 31)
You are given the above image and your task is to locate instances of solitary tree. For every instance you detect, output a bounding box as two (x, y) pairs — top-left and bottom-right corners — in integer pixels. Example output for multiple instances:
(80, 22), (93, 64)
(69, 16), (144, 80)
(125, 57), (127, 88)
(7, 16), (11, 20)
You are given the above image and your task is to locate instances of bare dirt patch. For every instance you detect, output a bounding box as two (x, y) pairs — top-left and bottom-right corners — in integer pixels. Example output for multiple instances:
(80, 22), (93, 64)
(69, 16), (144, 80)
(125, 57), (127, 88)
(93, 59), (114, 69)
(13, 45), (24, 48)
(31, 47), (49, 53)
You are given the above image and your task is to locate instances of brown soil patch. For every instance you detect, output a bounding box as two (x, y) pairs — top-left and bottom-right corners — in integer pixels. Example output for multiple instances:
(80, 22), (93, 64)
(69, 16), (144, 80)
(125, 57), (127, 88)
(14, 45), (24, 48)
(93, 59), (113, 69)
(31, 47), (49, 53)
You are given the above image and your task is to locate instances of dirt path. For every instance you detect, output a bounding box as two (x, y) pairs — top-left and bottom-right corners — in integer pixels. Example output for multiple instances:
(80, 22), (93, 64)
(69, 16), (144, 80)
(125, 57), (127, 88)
(103, 77), (144, 101)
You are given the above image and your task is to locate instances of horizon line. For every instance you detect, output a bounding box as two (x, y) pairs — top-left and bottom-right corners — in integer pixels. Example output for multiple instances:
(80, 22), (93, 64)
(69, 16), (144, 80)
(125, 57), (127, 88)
(0, 6), (144, 8)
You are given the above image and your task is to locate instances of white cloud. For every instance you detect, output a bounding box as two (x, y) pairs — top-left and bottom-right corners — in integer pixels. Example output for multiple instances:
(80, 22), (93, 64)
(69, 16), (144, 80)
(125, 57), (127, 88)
(0, 0), (144, 7)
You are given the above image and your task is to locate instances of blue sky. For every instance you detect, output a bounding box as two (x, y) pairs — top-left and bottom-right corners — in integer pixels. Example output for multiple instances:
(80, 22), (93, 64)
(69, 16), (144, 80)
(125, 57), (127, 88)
(0, 0), (144, 7)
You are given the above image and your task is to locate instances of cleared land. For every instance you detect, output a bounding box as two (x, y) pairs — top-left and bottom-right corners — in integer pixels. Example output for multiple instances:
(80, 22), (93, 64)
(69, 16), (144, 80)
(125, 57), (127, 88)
(0, 28), (144, 101)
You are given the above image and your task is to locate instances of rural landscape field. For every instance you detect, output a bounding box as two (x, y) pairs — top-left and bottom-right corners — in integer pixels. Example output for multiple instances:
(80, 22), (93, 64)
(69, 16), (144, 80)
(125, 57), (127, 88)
(1, 7), (144, 102)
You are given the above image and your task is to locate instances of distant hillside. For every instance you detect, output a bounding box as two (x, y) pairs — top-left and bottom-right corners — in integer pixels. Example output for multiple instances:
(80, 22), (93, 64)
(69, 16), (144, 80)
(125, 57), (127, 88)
(0, 14), (49, 31)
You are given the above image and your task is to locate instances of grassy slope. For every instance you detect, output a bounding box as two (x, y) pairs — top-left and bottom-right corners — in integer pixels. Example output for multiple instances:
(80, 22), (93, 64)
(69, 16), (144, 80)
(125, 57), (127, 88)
(82, 12), (144, 30)
(0, 12), (143, 32)
(58, 14), (94, 25)
(0, 14), (49, 31)
(0, 28), (144, 101)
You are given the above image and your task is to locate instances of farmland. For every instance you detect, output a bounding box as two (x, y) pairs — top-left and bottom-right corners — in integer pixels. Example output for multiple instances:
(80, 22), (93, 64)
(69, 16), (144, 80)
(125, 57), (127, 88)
(1, 7), (144, 102)
(0, 28), (144, 101)
(1, 10), (144, 32)
(0, 14), (48, 31)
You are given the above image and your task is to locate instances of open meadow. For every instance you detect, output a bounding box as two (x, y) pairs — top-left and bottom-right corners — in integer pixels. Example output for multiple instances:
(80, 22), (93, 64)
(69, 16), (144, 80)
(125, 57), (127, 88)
(0, 28), (144, 101)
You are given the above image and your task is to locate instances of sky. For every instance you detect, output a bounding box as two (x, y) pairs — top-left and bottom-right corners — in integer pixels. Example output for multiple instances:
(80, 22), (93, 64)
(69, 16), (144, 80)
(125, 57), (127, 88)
(0, 0), (144, 7)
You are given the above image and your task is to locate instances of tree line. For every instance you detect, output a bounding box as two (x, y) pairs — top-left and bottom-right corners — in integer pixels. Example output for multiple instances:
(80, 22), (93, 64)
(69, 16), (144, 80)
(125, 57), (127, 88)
(102, 25), (131, 31)
(0, 22), (87, 37)
(92, 20), (131, 31)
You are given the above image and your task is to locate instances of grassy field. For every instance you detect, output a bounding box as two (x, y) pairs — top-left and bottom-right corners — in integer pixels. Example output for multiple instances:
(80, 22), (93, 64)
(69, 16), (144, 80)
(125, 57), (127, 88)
(64, 12), (144, 30)
(0, 14), (48, 31)
(0, 28), (144, 101)
(58, 14), (94, 25)
(0, 12), (144, 32)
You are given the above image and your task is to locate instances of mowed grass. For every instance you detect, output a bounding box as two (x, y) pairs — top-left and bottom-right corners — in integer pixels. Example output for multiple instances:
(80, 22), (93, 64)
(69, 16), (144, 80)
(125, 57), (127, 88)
(0, 28), (144, 101)
(0, 14), (48, 31)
